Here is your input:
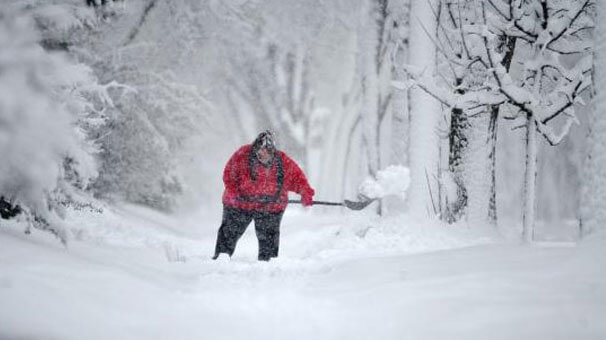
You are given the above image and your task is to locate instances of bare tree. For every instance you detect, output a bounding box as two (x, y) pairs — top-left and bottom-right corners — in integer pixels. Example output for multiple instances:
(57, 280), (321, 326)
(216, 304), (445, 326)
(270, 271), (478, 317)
(402, 0), (594, 238)
(427, 0), (517, 226)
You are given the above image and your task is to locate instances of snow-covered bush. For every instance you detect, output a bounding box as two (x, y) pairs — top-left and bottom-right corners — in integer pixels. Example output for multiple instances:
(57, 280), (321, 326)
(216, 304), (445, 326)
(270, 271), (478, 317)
(92, 95), (184, 210)
(0, 6), (109, 242)
(69, 1), (219, 211)
(89, 63), (213, 211)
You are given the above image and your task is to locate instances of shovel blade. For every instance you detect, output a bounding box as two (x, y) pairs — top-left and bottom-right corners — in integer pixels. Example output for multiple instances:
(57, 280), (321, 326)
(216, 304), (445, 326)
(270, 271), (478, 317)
(343, 198), (376, 211)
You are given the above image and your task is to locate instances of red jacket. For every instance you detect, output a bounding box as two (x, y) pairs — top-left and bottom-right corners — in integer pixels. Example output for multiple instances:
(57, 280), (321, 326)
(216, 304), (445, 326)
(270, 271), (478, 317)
(222, 145), (315, 212)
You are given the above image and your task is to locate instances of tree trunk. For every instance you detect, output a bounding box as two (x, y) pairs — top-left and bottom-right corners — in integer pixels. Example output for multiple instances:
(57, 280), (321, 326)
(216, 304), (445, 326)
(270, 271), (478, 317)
(360, 0), (380, 179)
(485, 36), (515, 225)
(580, 0), (606, 236)
(446, 82), (469, 222)
(390, 0), (410, 168)
(523, 114), (538, 242)
(391, 74), (409, 167)
(463, 109), (495, 228)
(406, 0), (440, 218)
(487, 105), (499, 224)
(353, 0), (383, 214)
(342, 116), (362, 201)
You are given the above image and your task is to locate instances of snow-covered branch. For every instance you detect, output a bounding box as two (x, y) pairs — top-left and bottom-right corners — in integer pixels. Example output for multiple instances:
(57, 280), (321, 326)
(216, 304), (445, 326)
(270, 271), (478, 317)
(393, 66), (454, 107)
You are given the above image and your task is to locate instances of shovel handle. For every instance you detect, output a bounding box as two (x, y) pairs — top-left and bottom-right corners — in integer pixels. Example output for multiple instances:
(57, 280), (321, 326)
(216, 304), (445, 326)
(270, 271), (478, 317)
(288, 200), (343, 206)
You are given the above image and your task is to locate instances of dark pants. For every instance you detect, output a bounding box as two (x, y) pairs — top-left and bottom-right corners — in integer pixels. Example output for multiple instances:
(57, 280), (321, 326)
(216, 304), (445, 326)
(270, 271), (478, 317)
(213, 206), (284, 261)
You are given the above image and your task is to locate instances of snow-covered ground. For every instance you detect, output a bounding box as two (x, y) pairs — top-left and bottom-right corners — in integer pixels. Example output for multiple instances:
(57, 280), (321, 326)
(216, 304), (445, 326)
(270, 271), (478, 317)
(1, 204), (605, 340)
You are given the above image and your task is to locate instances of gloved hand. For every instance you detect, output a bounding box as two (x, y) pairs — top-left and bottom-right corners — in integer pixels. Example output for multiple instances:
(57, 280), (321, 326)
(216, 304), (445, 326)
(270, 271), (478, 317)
(301, 192), (314, 207)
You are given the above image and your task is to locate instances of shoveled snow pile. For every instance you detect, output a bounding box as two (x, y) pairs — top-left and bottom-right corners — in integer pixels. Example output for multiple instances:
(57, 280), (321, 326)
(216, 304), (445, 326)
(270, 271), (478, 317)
(278, 210), (495, 261)
(358, 165), (411, 200)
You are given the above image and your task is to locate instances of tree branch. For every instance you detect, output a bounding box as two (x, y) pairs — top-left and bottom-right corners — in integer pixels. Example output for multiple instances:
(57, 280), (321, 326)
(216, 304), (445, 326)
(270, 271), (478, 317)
(123, 0), (158, 46)
(545, 0), (592, 50)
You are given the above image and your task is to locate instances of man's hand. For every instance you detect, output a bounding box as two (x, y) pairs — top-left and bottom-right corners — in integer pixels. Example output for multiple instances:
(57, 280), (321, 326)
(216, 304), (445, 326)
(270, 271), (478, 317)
(302, 193), (313, 207)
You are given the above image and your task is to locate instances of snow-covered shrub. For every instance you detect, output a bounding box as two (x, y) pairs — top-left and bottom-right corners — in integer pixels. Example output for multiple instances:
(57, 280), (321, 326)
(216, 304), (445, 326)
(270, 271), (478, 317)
(0, 6), (109, 242)
(28, 0), (218, 212)
(92, 95), (184, 210)
(90, 62), (212, 211)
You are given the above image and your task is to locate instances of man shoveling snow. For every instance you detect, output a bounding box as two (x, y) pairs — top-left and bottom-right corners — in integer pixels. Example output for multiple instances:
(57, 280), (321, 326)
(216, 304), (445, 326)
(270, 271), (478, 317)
(212, 130), (315, 261)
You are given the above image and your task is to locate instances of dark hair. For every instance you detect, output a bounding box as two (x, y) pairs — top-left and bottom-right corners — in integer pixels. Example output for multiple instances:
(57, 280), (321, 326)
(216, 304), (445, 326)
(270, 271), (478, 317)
(252, 130), (276, 153)
(249, 130), (277, 180)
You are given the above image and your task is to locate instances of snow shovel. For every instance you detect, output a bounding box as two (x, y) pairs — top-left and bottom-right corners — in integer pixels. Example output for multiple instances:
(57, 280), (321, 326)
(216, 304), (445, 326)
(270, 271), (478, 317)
(288, 198), (376, 211)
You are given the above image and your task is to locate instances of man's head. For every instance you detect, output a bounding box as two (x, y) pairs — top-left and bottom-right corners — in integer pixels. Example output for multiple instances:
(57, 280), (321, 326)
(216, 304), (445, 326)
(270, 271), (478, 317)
(252, 130), (276, 165)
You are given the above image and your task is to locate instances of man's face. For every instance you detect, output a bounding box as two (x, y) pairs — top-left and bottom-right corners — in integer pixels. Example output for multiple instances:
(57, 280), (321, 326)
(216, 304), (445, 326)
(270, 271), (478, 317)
(256, 147), (274, 165)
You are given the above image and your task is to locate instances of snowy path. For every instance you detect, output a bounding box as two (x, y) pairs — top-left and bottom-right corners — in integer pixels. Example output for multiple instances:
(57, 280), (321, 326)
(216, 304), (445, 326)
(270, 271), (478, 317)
(1, 206), (605, 340)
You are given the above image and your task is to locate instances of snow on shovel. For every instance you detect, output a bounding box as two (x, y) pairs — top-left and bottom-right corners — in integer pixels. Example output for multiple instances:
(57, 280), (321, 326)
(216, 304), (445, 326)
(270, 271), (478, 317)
(289, 165), (410, 211)
(288, 198), (377, 211)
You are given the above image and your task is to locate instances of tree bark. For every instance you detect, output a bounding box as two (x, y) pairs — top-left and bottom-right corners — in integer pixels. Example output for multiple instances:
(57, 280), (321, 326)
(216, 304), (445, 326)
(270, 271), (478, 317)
(487, 105), (499, 223)
(447, 80), (469, 222)
(523, 114), (538, 242)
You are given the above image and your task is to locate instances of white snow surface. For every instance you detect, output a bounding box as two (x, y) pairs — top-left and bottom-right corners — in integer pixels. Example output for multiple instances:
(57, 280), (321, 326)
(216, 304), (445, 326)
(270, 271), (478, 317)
(1, 204), (605, 340)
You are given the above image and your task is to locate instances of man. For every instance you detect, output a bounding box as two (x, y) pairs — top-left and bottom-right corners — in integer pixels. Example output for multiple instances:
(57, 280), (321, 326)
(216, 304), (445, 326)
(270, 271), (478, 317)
(212, 130), (315, 261)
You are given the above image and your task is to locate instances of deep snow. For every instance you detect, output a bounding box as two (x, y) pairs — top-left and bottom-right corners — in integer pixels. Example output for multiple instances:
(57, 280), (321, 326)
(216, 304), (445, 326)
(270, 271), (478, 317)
(1, 203), (605, 340)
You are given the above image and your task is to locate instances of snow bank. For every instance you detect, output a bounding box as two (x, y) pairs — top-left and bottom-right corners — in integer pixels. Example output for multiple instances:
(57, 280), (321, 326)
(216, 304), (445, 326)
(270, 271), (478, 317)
(282, 212), (496, 262)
